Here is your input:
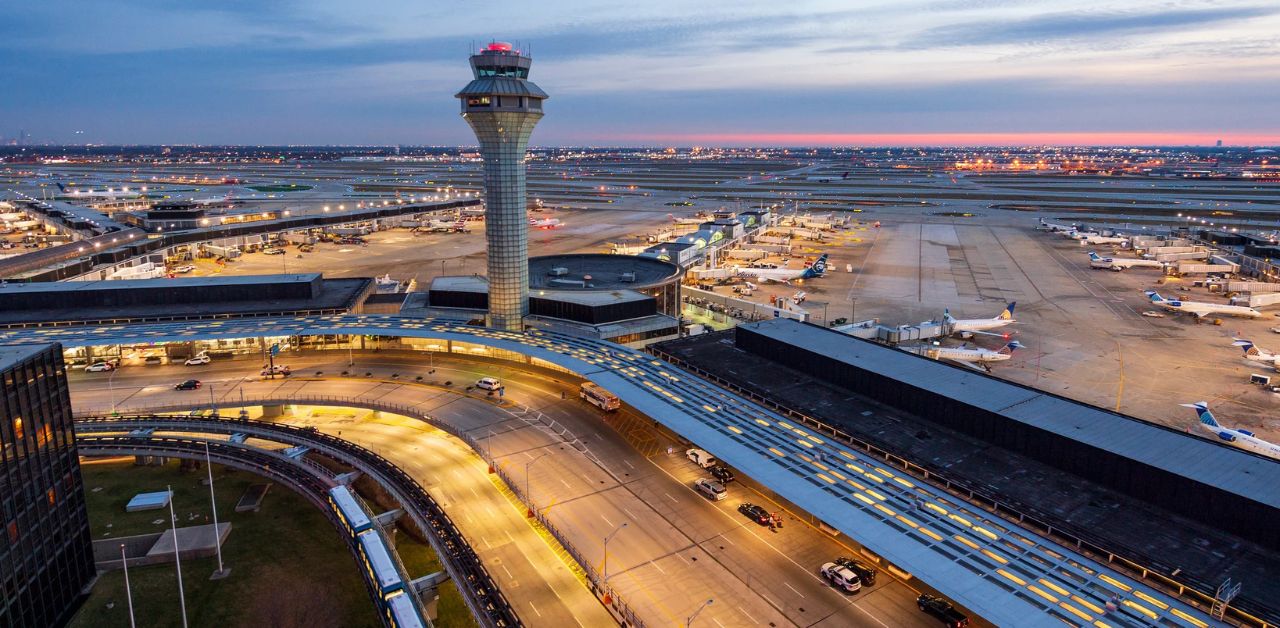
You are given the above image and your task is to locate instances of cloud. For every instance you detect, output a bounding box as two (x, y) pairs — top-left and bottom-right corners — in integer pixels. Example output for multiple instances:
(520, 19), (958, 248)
(917, 5), (1280, 47)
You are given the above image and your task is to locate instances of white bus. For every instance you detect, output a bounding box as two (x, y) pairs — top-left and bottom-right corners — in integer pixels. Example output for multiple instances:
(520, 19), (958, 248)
(579, 382), (620, 412)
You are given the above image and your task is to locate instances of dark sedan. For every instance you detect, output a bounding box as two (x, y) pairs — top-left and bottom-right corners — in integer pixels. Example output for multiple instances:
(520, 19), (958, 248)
(174, 379), (202, 390)
(737, 502), (771, 525)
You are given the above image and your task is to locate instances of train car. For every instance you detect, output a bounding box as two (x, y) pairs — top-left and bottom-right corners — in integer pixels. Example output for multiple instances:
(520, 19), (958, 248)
(357, 529), (404, 596)
(384, 591), (428, 628)
(329, 485), (373, 535)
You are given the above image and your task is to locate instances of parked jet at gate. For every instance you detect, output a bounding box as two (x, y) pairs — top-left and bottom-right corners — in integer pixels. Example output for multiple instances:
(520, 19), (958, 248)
(944, 303), (1017, 337)
(1145, 291), (1263, 319)
(530, 217), (562, 229)
(905, 341), (1023, 371)
(735, 254), (828, 283)
(1088, 252), (1165, 271)
(1232, 338), (1279, 367)
(1182, 402), (1280, 460)
(1038, 218), (1075, 233)
(1076, 233), (1129, 246)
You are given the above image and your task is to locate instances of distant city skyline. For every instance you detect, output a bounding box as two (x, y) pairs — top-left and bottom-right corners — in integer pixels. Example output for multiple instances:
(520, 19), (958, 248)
(2, 1), (1278, 146)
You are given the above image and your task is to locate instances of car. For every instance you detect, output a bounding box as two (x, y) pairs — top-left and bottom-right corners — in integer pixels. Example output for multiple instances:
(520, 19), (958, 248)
(184, 354), (211, 366)
(693, 478), (727, 501)
(686, 448), (717, 468)
(737, 502), (771, 526)
(917, 594), (969, 628)
(1141, 311), (1166, 318)
(143, 356), (163, 365)
(298, 244), (314, 252)
(173, 265), (195, 273)
(709, 465), (735, 484)
(84, 361), (116, 372)
(263, 247), (286, 255)
(819, 562), (862, 593)
(174, 379), (201, 390)
(834, 557), (877, 586)
(476, 377), (503, 391)
(261, 365), (291, 376)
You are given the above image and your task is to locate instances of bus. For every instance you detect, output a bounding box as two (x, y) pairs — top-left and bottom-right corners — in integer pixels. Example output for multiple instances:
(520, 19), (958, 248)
(580, 382), (621, 411)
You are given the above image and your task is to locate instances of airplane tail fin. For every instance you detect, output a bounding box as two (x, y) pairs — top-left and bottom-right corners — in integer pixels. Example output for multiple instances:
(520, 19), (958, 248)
(1180, 402), (1218, 428)
(1145, 290), (1164, 302)
(1088, 251), (1101, 261)
(55, 182), (66, 192)
(1232, 338), (1258, 356)
(996, 302), (1016, 320)
(943, 308), (956, 324)
(999, 341), (1024, 355)
(805, 254), (829, 277)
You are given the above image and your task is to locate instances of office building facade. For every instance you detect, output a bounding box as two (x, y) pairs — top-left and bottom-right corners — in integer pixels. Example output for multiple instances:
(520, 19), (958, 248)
(1, 343), (95, 628)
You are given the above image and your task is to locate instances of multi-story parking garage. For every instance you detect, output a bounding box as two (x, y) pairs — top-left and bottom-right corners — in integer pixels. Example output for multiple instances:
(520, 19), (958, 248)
(0, 314), (1235, 628)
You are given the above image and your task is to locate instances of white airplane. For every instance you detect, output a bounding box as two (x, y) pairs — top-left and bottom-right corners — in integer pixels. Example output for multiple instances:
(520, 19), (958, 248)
(1232, 338), (1279, 367)
(735, 254), (828, 283)
(906, 341), (1023, 371)
(669, 213), (706, 225)
(1088, 251), (1165, 271)
(1038, 218), (1075, 232)
(530, 217), (562, 229)
(1076, 234), (1129, 246)
(1145, 291), (1263, 319)
(944, 302), (1016, 337)
(1182, 402), (1280, 460)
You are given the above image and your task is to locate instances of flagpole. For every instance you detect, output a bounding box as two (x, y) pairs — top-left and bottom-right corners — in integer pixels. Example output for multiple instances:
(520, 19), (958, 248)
(120, 544), (136, 628)
(205, 442), (228, 578)
(167, 485), (189, 628)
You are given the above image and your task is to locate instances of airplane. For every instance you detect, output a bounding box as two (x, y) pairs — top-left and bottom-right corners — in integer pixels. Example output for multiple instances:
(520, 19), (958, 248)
(1145, 291), (1263, 319)
(735, 254), (828, 283)
(668, 213), (705, 225)
(1076, 233), (1129, 246)
(530, 217), (562, 229)
(944, 302), (1017, 337)
(1088, 251), (1165, 271)
(1182, 402), (1280, 460)
(1038, 218), (1076, 232)
(906, 341), (1023, 371)
(1232, 338), (1279, 367)
(55, 183), (142, 199)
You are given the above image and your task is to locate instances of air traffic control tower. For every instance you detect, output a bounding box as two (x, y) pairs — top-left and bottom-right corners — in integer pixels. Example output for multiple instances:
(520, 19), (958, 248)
(456, 42), (548, 330)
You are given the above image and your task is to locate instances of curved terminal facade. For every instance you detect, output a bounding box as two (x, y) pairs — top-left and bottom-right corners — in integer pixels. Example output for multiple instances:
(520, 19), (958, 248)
(528, 253), (684, 316)
(456, 42), (547, 331)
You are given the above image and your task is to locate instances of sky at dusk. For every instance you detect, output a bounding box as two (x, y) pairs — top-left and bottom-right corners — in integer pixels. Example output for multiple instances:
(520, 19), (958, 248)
(2, 1), (1279, 146)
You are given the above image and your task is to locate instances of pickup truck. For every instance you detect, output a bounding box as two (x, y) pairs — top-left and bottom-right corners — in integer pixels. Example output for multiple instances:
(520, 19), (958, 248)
(917, 594), (968, 627)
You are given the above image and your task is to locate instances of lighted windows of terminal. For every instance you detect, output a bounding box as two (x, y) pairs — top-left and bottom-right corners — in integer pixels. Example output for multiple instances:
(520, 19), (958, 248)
(12, 417), (22, 440)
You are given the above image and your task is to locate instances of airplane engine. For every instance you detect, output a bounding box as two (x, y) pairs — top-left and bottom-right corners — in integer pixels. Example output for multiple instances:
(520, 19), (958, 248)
(1217, 431), (1237, 442)
(1238, 429), (1255, 437)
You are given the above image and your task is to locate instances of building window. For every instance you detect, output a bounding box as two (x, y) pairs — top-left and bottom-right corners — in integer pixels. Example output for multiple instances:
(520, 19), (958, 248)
(11, 417), (22, 440)
(6, 520), (16, 544)
(47, 488), (57, 506)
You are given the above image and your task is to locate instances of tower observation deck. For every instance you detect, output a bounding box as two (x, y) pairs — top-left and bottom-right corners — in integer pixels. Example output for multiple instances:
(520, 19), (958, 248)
(456, 42), (548, 331)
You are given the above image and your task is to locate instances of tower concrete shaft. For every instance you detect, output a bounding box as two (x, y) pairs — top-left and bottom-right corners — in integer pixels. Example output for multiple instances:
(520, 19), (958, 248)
(456, 42), (547, 331)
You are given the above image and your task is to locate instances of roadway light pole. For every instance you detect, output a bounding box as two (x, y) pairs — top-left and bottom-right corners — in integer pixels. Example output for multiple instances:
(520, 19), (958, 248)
(120, 544), (136, 628)
(524, 452), (549, 518)
(601, 521), (628, 582)
(167, 485), (189, 628)
(204, 442), (229, 579)
(686, 598), (713, 627)
(108, 367), (119, 415)
(208, 383), (216, 417)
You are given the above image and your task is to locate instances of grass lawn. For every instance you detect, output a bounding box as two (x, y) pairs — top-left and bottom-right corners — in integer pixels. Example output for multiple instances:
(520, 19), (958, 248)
(247, 184), (313, 193)
(394, 536), (478, 628)
(70, 459), (378, 628)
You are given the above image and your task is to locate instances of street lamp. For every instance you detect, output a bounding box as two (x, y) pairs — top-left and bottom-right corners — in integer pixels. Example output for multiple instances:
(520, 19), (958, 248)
(602, 521), (628, 581)
(525, 452), (549, 518)
(686, 598), (714, 627)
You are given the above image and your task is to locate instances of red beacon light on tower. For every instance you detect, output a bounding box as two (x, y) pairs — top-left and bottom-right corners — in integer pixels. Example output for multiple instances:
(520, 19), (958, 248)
(487, 42), (513, 52)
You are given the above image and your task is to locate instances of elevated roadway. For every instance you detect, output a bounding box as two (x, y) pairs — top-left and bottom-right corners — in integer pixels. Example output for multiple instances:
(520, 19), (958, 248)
(3, 314), (1226, 627)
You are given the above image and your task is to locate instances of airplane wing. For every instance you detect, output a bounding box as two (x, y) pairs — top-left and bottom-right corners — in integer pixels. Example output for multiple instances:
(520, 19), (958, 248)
(967, 329), (1016, 338)
(945, 359), (992, 373)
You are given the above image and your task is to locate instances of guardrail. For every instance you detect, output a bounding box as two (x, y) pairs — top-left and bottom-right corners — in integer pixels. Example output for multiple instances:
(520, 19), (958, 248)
(648, 346), (1268, 628)
(75, 413), (525, 628)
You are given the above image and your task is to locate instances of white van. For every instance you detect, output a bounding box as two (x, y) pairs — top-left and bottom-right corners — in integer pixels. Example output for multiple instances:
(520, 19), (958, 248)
(694, 478), (727, 501)
(476, 377), (503, 391)
(687, 448), (717, 468)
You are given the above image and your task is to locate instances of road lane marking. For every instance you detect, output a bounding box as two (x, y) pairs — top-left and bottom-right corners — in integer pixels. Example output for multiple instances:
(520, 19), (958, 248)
(664, 491), (678, 503)
(600, 513), (614, 527)
(649, 560), (666, 574)
(783, 581), (805, 598)
(528, 601), (542, 617)
(736, 606), (760, 625)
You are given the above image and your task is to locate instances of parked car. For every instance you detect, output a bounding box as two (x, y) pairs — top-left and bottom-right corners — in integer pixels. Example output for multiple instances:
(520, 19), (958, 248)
(172, 264), (196, 273)
(834, 557), (877, 586)
(84, 361), (116, 372)
(737, 502), (771, 525)
(819, 562), (862, 593)
(709, 465), (735, 484)
(693, 478), (727, 501)
(174, 379), (202, 390)
(686, 448), (717, 468)
(263, 248), (286, 255)
(298, 244), (314, 253)
(261, 365), (291, 376)
(476, 377), (503, 391)
(917, 594), (969, 628)
(184, 354), (211, 366)
(1141, 311), (1166, 318)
